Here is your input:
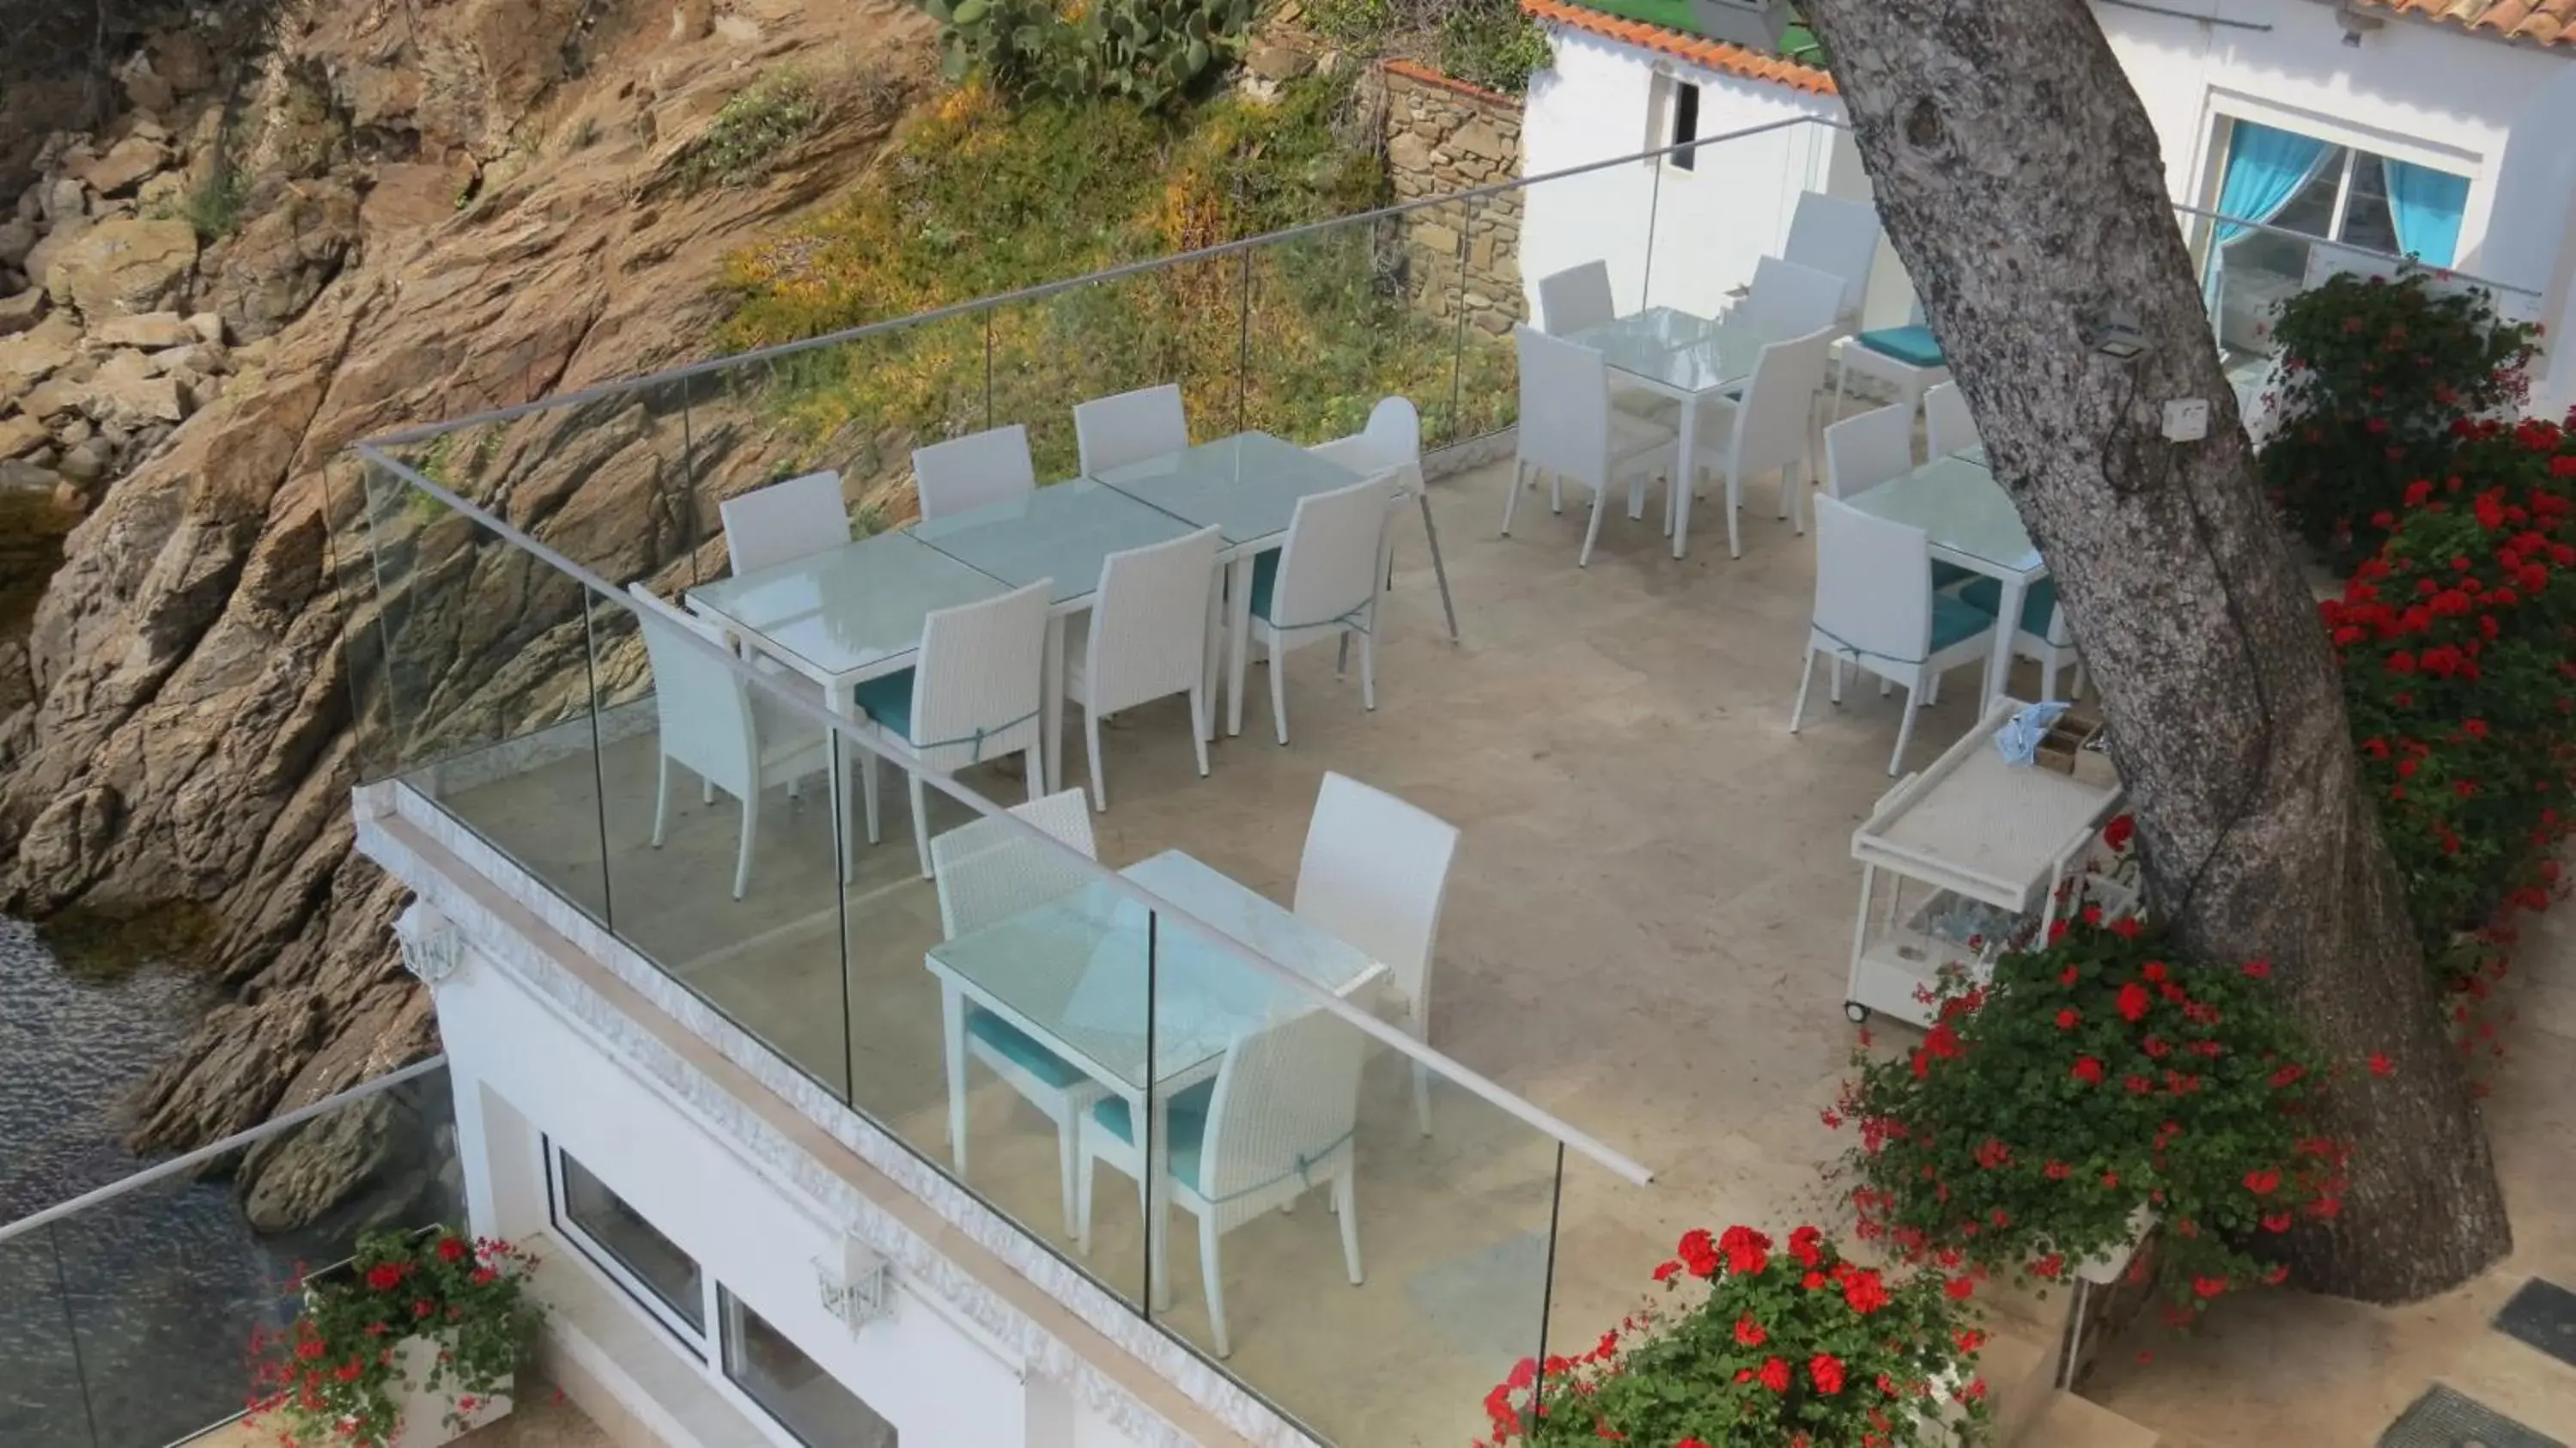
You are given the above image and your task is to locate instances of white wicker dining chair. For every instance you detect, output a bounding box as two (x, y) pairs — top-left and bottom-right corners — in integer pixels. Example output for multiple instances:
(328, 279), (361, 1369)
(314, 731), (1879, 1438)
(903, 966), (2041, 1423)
(1073, 383), (1189, 476)
(1501, 325), (1679, 568)
(851, 579), (1054, 877)
(1536, 260), (1617, 336)
(914, 424), (1037, 521)
(1733, 257), (1848, 342)
(1924, 380), (1981, 458)
(1294, 771), (1458, 1137)
(1066, 526), (1222, 811)
(720, 471), (848, 576)
(628, 583), (835, 899)
(1824, 403), (1916, 501)
(1689, 326), (1835, 556)
(1075, 1006), (1367, 1359)
(1791, 496), (1998, 775)
(1309, 396), (1459, 642)
(1244, 474), (1394, 745)
(929, 788), (1109, 1236)
(1780, 191), (1882, 333)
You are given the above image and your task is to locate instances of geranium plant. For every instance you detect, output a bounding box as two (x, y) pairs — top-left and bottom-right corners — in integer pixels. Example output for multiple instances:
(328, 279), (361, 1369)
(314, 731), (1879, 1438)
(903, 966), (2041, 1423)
(246, 1230), (544, 1447)
(1477, 1225), (1990, 1448)
(2261, 267), (2539, 566)
(1835, 901), (2345, 1320)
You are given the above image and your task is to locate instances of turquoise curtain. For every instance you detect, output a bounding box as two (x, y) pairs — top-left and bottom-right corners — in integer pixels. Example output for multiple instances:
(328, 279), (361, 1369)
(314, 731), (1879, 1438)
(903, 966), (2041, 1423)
(2385, 160), (2470, 267)
(2214, 120), (2335, 246)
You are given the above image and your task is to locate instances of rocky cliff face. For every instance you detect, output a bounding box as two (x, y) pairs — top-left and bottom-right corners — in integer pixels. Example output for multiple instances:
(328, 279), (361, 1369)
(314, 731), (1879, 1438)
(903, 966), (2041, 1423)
(0, 0), (934, 1180)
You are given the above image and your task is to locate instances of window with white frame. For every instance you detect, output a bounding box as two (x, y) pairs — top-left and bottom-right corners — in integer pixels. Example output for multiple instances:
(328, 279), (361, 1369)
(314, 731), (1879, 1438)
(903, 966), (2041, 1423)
(720, 1288), (899, 1448)
(1649, 72), (1703, 172)
(550, 1146), (709, 1348)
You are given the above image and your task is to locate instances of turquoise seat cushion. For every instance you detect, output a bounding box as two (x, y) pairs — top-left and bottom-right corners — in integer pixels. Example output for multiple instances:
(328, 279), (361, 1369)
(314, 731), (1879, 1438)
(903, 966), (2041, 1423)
(1249, 550), (1281, 624)
(1959, 575), (2058, 635)
(851, 667), (915, 739)
(1858, 325), (1944, 369)
(1932, 560), (1975, 589)
(1091, 1080), (1217, 1191)
(1931, 592), (2000, 654)
(967, 1010), (1091, 1092)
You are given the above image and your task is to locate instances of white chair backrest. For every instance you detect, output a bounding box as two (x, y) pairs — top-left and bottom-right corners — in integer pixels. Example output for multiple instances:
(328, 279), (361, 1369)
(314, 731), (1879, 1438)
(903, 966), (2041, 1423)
(1813, 496), (1935, 671)
(928, 788), (1099, 940)
(1268, 475), (1393, 634)
(1310, 396), (1422, 496)
(1514, 325), (1611, 489)
(1737, 257), (1848, 341)
(720, 472), (848, 577)
(907, 580), (1052, 772)
(1084, 526), (1221, 711)
(1730, 327), (1835, 478)
(1782, 192), (1882, 324)
(628, 583), (757, 800)
(1074, 383), (1189, 476)
(1536, 261), (1617, 337)
(914, 425), (1037, 521)
(1824, 404), (1917, 499)
(1198, 1007), (1367, 1218)
(1924, 381), (1979, 457)
(1293, 771), (1459, 1012)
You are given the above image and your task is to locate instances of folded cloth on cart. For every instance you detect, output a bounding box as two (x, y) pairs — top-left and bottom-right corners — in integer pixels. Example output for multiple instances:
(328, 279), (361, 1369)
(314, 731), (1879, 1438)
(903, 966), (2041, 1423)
(1994, 701), (2071, 767)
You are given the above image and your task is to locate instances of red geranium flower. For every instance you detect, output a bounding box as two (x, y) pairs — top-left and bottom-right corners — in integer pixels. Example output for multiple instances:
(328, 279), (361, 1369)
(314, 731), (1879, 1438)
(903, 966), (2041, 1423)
(2072, 1056), (2105, 1085)
(364, 1263), (405, 1293)
(1734, 1314), (1767, 1348)
(1809, 1354), (1846, 1395)
(1758, 1356), (1792, 1394)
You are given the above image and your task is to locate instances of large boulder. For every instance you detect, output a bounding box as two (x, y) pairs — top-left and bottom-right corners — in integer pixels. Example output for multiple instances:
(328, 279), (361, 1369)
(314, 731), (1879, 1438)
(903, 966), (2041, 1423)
(90, 310), (193, 350)
(80, 350), (188, 428)
(202, 180), (360, 340)
(0, 313), (80, 390)
(40, 217), (199, 321)
(69, 135), (170, 198)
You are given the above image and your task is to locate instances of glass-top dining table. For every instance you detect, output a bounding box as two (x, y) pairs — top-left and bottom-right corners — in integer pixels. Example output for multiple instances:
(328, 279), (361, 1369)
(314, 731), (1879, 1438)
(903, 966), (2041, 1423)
(1569, 306), (1780, 560)
(1843, 450), (2045, 709)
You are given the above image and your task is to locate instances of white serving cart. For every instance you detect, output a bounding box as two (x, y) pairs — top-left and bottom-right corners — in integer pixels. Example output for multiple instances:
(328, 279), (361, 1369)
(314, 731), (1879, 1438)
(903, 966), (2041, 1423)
(1844, 698), (2126, 1027)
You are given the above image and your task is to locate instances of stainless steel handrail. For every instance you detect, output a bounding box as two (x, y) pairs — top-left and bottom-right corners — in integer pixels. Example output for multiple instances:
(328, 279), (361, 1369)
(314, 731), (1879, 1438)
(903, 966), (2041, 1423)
(0, 1056), (450, 1245)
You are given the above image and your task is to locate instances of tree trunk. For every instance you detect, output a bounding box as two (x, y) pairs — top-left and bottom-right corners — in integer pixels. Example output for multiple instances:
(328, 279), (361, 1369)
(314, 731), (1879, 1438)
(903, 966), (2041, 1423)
(1793, 0), (2509, 1299)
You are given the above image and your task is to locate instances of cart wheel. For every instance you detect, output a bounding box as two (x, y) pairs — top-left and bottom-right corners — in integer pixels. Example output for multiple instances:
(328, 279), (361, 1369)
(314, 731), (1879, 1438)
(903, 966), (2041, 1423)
(1844, 1001), (1870, 1025)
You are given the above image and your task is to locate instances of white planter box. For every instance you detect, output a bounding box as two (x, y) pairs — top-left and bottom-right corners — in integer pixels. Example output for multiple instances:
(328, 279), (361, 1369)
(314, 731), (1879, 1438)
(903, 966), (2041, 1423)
(2073, 1204), (2159, 1287)
(385, 1335), (512, 1448)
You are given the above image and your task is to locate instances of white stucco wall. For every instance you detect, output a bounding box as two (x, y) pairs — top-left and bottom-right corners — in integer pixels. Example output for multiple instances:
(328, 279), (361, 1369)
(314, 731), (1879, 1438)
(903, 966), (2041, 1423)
(1519, 26), (1851, 322)
(439, 951), (1150, 1448)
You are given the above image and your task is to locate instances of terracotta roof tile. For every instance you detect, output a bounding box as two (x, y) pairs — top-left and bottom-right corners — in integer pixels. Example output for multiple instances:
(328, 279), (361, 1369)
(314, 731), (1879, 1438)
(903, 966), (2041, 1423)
(1520, 0), (1840, 94)
(2354, 0), (2576, 46)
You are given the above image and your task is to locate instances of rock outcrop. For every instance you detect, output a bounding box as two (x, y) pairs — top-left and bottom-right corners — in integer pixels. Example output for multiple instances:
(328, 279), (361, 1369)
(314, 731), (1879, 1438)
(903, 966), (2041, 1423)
(0, 0), (935, 1166)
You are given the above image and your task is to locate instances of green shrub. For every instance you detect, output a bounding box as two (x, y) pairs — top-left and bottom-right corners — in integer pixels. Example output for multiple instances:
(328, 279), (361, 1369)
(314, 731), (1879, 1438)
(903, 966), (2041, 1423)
(1308, 0), (1553, 94)
(674, 70), (824, 192)
(921, 0), (1253, 112)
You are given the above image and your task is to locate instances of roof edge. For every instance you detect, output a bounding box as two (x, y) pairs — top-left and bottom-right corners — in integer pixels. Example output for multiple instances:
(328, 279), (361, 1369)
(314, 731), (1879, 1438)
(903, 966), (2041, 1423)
(1521, 0), (1841, 95)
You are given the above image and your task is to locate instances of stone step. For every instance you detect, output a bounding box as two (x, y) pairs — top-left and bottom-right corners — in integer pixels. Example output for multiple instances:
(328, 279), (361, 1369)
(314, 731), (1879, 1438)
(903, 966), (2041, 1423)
(1984, 1325), (2059, 1446)
(2020, 1390), (2165, 1448)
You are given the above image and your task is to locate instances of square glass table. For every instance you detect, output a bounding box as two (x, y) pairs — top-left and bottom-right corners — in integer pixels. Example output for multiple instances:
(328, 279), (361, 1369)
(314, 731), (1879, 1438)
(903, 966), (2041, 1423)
(1568, 309), (1778, 559)
(1093, 431), (1369, 735)
(1845, 454), (2044, 708)
(907, 477), (1208, 782)
(688, 528), (1008, 689)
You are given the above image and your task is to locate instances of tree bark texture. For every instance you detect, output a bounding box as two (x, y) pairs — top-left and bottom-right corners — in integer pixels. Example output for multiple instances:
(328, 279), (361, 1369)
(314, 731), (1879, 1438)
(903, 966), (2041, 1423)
(1794, 0), (2509, 1299)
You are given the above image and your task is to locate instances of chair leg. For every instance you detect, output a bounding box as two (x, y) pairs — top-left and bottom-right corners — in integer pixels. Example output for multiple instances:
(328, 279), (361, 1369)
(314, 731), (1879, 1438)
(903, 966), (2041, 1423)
(1027, 742), (1047, 800)
(1335, 634), (1349, 678)
(1890, 679), (1923, 776)
(1358, 625), (1376, 713)
(1199, 1214), (1230, 1360)
(862, 747), (882, 846)
(652, 754), (672, 848)
(1085, 708), (1109, 812)
(1267, 633), (1291, 746)
(1578, 485), (1607, 568)
(1188, 686), (1211, 778)
(2040, 654), (2062, 703)
(1075, 1145), (1096, 1256)
(908, 772), (933, 879)
(1054, 1111), (1081, 1240)
(2071, 660), (2089, 701)
(1549, 471), (1564, 515)
(1412, 1057), (1432, 1137)
(1501, 459), (1526, 536)
(1927, 672), (1942, 707)
(1334, 1173), (1364, 1285)
(733, 787), (756, 900)
(1789, 648), (1818, 734)
(1724, 469), (1742, 560)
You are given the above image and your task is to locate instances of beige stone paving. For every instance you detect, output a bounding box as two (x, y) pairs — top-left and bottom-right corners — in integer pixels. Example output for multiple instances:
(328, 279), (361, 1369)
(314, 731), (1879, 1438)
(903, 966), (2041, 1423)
(187, 1383), (609, 1448)
(434, 453), (2576, 1447)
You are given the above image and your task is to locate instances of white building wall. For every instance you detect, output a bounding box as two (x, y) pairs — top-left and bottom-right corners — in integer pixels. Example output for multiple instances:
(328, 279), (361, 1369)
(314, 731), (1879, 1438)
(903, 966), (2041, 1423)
(438, 946), (1151, 1448)
(1519, 27), (1846, 322)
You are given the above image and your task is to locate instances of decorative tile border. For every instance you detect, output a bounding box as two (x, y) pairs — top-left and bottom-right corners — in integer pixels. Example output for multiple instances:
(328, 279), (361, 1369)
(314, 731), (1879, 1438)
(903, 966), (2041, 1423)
(355, 782), (1320, 1448)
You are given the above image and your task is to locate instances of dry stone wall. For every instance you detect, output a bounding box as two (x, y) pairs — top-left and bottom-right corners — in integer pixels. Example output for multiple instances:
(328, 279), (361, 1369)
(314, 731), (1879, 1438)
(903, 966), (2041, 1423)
(1370, 59), (1523, 338)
